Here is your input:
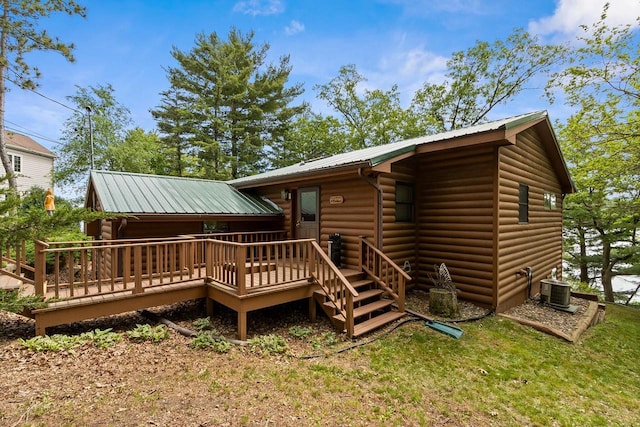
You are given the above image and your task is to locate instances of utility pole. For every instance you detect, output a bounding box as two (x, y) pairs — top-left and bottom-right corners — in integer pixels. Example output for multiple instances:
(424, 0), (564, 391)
(86, 106), (94, 170)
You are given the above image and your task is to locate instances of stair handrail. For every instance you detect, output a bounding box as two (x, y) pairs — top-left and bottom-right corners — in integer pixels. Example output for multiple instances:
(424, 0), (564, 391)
(360, 237), (411, 311)
(309, 240), (358, 336)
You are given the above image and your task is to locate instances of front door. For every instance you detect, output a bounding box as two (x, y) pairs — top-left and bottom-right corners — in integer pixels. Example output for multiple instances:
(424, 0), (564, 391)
(296, 187), (319, 241)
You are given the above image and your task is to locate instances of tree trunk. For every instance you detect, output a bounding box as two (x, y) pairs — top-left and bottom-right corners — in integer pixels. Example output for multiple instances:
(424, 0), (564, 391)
(578, 226), (589, 283)
(601, 241), (615, 303)
(0, 5), (18, 191)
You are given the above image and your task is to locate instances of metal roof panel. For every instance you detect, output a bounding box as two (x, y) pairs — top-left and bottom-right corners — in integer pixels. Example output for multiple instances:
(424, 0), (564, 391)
(230, 111), (548, 187)
(89, 170), (281, 215)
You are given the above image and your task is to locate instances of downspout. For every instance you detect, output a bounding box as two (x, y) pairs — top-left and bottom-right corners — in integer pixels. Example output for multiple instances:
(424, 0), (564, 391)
(358, 168), (383, 248)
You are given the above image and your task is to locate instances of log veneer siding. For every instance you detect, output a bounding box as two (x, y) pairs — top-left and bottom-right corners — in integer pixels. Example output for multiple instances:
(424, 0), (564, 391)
(496, 128), (563, 311)
(379, 161), (418, 277)
(415, 147), (496, 306)
(255, 174), (376, 270)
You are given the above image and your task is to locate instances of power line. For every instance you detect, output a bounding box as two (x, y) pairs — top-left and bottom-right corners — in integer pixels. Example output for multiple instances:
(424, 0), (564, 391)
(4, 119), (63, 145)
(5, 125), (64, 145)
(3, 74), (82, 113)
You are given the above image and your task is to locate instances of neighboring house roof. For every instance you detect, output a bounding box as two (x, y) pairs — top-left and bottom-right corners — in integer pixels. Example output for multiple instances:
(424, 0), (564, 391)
(230, 111), (574, 193)
(3, 131), (55, 159)
(86, 170), (282, 216)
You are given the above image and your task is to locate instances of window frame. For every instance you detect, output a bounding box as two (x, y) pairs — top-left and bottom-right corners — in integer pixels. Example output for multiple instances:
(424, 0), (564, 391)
(8, 153), (22, 173)
(544, 192), (557, 210)
(395, 182), (415, 223)
(518, 183), (529, 224)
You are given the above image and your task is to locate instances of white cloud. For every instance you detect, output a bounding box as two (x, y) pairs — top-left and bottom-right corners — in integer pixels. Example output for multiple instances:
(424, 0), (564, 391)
(285, 20), (305, 36)
(365, 46), (449, 105)
(529, 0), (640, 38)
(233, 0), (284, 16)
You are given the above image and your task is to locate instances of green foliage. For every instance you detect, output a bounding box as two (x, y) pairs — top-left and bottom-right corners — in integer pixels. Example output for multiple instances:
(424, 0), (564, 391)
(0, 0), (86, 190)
(152, 27), (305, 179)
(550, 5), (640, 302)
(287, 326), (339, 350)
(314, 65), (414, 149)
(106, 127), (166, 175)
(80, 328), (122, 348)
(0, 183), (111, 279)
(18, 334), (84, 352)
(189, 331), (232, 353)
(55, 84), (134, 193)
(309, 332), (339, 350)
(0, 289), (47, 312)
(410, 28), (566, 132)
(288, 325), (313, 339)
(270, 111), (349, 168)
(127, 324), (170, 343)
(18, 328), (122, 352)
(192, 317), (213, 332)
(248, 334), (289, 356)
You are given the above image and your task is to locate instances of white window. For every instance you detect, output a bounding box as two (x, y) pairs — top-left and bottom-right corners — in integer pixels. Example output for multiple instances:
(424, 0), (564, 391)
(544, 193), (557, 210)
(8, 154), (22, 173)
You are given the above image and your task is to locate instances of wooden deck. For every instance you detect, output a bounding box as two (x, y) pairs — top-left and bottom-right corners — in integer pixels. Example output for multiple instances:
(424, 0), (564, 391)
(2, 233), (408, 339)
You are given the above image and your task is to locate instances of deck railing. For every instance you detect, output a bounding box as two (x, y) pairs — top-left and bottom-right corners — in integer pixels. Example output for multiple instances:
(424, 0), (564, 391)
(309, 240), (358, 336)
(1, 240), (35, 285)
(186, 230), (287, 243)
(34, 237), (203, 298)
(17, 233), (358, 335)
(360, 237), (410, 311)
(204, 238), (315, 292)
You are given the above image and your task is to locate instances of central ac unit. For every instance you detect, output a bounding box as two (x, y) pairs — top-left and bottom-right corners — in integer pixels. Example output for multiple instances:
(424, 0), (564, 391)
(540, 279), (571, 308)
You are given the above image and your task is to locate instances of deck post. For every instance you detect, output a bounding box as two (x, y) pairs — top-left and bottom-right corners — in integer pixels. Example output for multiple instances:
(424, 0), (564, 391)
(236, 246), (246, 296)
(34, 240), (48, 296)
(238, 308), (247, 340)
(345, 292), (355, 337)
(397, 276), (406, 312)
(205, 240), (212, 279)
(359, 236), (364, 272)
(308, 296), (316, 322)
(134, 245), (143, 294)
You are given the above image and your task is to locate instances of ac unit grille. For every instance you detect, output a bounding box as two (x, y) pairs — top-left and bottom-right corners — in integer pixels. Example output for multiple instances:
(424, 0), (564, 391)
(540, 280), (571, 308)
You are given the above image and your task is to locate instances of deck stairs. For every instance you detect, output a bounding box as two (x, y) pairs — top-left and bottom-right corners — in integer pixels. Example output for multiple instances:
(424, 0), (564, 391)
(314, 268), (405, 338)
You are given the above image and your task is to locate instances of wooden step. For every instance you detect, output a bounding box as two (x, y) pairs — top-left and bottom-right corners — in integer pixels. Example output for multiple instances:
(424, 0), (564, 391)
(349, 279), (374, 290)
(353, 311), (405, 337)
(332, 299), (393, 322)
(353, 288), (384, 304)
(321, 288), (384, 313)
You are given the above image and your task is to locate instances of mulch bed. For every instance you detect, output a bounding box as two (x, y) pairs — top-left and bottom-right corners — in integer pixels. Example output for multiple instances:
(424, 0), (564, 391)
(0, 288), (602, 345)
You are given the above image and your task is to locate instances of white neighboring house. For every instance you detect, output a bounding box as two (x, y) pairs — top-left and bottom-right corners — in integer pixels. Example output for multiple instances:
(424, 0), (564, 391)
(1, 131), (55, 193)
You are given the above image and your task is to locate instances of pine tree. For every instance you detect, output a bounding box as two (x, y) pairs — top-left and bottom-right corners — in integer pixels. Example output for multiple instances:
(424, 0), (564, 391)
(153, 28), (304, 179)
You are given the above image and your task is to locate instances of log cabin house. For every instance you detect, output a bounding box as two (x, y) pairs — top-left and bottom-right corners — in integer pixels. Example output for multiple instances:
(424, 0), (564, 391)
(230, 110), (574, 311)
(5, 111), (573, 339)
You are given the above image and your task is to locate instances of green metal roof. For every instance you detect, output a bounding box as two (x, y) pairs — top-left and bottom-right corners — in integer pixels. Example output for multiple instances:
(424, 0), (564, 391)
(231, 111), (549, 187)
(88, 170), (281, 216)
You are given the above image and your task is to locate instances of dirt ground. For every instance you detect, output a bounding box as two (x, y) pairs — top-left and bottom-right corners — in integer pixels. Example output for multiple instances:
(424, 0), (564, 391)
(0, 291), (592, 426)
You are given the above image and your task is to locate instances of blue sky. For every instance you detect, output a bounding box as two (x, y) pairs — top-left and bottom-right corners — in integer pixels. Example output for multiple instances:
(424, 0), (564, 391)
(5, 0), (640, 153)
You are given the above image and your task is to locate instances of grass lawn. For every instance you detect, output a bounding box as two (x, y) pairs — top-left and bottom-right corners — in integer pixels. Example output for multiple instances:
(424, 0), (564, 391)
(1, 303), (638, 426)
(340, 303), (640, 426)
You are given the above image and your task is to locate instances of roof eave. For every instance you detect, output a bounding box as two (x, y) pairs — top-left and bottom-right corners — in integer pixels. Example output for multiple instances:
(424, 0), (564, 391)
(231, 161), (371, 189)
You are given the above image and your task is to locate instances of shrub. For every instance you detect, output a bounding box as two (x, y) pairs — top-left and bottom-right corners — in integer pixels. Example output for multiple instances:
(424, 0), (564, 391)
(127, 324), (170, 343)
(189, 331), (232, 353)
(248, 334), (289, 356)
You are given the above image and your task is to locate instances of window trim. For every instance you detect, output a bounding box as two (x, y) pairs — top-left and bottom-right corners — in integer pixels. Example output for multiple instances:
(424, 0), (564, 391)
(395, 182), (415, 223)
(8, 153), (22, 173)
